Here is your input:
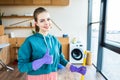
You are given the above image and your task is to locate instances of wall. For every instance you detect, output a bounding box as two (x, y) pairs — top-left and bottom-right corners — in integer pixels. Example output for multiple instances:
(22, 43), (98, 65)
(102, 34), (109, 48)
(0, 0), (88, 49)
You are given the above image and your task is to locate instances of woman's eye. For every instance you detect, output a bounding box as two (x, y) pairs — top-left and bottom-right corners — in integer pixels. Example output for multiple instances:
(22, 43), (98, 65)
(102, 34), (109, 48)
(40, 19), (44, 22)
(47, 18), (51, 21)
(39, 18), (51, 22)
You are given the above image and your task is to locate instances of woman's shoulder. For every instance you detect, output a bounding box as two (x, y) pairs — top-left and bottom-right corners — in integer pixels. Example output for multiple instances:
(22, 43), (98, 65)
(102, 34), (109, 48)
(25, 34), (35, 40)
(24, 34), (38, 42)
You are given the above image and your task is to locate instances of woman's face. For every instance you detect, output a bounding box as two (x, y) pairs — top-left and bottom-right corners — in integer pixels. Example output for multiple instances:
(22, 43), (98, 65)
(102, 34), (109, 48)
(36, 12), (52, 34)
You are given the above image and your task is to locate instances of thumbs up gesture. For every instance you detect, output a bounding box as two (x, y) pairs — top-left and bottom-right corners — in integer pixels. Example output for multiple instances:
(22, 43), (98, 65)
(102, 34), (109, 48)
(43, 49), (53, 64)
(32, 49), (53, 70)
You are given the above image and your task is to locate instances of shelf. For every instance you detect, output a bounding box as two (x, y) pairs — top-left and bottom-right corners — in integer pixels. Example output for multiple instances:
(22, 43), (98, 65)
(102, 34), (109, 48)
(3, 16), (33, 19)
(5, 26), (35, 29)
(0, 43), (10, 49)
(0, 43), (10, 51)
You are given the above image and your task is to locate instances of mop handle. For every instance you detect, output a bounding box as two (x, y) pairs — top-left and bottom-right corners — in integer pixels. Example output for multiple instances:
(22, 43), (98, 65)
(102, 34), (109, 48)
(80, 50), (87, 80)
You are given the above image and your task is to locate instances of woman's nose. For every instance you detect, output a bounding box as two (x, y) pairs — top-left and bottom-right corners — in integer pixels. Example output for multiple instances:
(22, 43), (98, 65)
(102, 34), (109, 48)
(45, 20), (49, 24)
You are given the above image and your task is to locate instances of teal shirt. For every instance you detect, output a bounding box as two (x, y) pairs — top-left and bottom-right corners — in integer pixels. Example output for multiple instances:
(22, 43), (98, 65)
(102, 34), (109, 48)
(18, 33), (68, 75)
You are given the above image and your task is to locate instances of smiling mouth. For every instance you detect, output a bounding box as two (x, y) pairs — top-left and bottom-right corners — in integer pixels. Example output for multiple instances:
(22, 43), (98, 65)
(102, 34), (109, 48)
(44, 26), (49, 29)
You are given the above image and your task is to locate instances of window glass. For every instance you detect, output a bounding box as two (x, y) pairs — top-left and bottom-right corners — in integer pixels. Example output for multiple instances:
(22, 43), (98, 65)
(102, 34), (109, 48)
(102, 48), (120, 80)
(92, 0), (101, 22)
(91, 23), (99, 66)
(105, 0), (120, 47)
(91, 0), (101, 66)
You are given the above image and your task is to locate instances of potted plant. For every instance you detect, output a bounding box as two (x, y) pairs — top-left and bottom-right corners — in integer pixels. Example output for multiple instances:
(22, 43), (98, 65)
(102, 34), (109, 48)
(0, 9), (4, 25)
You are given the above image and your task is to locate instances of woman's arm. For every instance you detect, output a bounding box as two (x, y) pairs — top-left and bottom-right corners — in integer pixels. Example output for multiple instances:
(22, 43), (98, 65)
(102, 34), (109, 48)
(18, 38), (33, 73)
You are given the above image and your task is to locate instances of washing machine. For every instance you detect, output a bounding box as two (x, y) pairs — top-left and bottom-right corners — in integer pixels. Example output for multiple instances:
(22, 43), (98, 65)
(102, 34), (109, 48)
(69, 42), (84, 64)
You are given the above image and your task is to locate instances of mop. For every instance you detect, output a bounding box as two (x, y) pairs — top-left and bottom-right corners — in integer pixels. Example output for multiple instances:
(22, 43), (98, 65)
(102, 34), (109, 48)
(81, 50), (87, 80)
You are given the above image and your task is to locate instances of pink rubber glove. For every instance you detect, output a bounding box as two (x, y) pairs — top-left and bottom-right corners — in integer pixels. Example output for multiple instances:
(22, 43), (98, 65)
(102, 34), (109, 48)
(32, 49), (53, 70)
(70, 65), (87, 75)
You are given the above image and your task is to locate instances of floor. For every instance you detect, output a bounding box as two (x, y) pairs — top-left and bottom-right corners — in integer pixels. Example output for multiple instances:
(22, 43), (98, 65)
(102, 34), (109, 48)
(58, 65), (106, 80)
(0, 64), (106, 80)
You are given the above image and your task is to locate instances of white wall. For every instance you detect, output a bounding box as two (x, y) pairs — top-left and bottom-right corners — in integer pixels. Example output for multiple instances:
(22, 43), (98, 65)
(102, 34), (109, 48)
(0, 0), (88, 49)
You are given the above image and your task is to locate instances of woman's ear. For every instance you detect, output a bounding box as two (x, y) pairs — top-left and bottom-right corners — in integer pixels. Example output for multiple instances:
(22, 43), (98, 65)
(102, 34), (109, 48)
(34, 22), (40, 32)
(34, 22), (37, 26)
(34, 22), (36, 26)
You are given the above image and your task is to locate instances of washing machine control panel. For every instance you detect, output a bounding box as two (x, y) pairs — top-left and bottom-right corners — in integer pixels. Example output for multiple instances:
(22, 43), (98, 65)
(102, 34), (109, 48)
(70, 43), (83, 47)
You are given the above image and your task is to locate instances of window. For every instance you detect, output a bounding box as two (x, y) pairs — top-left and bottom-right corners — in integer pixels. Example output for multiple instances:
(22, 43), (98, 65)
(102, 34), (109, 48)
(105, 0), (120, 47)
(90, 0), (101, 66)
(102, 48), (120, 80)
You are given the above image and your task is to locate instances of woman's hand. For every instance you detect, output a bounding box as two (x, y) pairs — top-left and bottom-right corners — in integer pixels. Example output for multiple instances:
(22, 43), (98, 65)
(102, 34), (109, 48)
(43, 49), (53, 64)
(32, 49), (53, 70)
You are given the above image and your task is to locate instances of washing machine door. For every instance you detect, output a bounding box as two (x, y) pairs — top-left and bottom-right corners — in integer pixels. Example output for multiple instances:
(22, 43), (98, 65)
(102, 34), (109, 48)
(71, 48), (83, 60)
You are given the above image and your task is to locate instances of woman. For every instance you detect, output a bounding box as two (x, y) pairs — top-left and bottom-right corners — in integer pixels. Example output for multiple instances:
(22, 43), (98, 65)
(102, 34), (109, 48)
(18, 7), (86, 80)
